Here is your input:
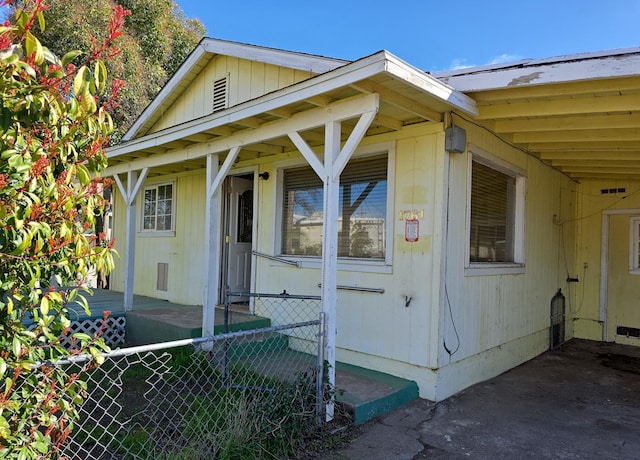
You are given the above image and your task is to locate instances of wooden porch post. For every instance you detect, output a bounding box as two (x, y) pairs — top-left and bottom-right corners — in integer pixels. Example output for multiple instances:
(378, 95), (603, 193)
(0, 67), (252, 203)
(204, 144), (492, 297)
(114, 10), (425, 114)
(113, 168), (149, 311)
(321, 120), (341, 421)
(203, 153), (220, 337)
(202, 147), (241, 337)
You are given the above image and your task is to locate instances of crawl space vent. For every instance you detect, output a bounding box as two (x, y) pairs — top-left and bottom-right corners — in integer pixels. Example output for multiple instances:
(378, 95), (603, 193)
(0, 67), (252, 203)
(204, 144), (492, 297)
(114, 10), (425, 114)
(617, 326), (640, 338)
(601, 188), (626, 195)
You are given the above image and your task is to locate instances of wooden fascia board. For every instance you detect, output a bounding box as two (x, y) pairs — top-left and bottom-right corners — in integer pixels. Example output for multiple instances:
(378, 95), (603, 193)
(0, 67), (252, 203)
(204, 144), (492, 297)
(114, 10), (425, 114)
(104, 93), (380, 176)
(383, 53), (478, 116)
(437, 51), (640, 92)
(200, 38), (349, 74)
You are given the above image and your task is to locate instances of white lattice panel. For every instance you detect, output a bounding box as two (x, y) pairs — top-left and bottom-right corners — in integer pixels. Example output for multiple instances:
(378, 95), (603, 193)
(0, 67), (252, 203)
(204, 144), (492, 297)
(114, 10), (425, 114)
(64, 316), (126, 349)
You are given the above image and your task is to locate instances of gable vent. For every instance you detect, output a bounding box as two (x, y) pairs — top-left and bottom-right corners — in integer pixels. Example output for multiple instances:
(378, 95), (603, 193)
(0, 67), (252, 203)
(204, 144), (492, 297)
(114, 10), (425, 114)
(601, 188), (626, 195)
(212, 76), (228, 113)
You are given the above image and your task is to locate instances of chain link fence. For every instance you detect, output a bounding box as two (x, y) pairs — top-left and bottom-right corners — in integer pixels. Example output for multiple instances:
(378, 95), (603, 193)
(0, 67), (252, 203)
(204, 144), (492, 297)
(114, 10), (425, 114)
(10, 291), (325, 459)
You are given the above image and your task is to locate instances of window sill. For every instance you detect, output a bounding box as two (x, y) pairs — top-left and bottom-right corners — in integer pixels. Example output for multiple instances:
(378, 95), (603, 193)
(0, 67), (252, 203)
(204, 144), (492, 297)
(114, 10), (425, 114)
(138, 230), (176, 238)
(465, 263), (525, 276)
(273, 256), (393, 274)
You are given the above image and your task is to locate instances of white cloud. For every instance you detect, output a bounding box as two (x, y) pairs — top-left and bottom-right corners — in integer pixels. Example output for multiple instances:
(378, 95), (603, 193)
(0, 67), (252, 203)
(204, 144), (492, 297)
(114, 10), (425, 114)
(488, 53), (522, 65)
(444, 53), (523, 71)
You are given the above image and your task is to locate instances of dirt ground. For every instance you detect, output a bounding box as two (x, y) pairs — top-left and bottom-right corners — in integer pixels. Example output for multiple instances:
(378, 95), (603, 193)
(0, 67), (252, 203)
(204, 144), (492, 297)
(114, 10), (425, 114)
(316, 339), (640, 459)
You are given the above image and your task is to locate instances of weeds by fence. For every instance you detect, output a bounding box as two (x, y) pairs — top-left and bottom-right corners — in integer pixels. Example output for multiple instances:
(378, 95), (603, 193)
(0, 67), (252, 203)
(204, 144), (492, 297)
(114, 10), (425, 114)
(8, 292), (325, 459)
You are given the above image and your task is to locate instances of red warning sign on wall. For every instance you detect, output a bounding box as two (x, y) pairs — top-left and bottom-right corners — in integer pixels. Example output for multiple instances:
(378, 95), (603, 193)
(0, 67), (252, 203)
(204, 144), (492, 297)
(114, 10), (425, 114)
(405, 219), (419, 242)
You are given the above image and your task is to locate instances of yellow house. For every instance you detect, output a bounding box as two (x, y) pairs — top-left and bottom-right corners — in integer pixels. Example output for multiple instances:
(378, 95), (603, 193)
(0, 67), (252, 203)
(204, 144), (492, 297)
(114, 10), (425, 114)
(105, 39), (640, 403)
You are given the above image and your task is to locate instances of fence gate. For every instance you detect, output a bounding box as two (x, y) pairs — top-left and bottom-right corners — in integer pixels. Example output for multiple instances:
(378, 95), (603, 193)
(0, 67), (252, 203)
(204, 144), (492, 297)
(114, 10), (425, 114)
(550, 288), (565, 349)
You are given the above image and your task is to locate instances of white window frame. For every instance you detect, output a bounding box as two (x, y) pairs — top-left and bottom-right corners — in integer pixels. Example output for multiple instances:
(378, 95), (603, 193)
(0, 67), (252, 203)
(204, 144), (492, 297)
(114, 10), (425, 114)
(139, 180), (176, 237)
(274, 141), (395, 273)
(465, 146), (526, 276)
(629, 217), (640, 274)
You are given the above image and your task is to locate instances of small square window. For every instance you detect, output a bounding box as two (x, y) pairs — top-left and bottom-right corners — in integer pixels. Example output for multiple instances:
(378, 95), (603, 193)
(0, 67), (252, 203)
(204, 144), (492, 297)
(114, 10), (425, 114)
(141, 182), (175, 234)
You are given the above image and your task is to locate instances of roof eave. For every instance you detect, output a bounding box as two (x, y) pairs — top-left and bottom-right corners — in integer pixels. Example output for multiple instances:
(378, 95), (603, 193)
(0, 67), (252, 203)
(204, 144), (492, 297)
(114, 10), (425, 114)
(435, 47), (640, 92)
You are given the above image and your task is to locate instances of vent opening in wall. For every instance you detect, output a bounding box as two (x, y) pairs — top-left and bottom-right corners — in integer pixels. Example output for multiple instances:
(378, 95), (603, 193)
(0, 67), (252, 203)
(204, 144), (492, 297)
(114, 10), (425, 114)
(212, 76), (228, 113)
(550, 288), (565, 349)
(616, 326), (640, 338)
(601, 188), (626, 195)
(157, 262), (168, 292)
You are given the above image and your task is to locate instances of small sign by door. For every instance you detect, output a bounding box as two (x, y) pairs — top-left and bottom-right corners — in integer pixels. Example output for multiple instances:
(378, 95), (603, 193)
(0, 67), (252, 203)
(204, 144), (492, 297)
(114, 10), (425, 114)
(405, 219), (419, 242)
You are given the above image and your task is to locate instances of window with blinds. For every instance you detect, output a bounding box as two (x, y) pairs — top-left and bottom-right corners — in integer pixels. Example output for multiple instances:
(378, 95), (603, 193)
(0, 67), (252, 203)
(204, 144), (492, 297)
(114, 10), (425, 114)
(469, 160), (516, 263)
(282, 155), (388, 259)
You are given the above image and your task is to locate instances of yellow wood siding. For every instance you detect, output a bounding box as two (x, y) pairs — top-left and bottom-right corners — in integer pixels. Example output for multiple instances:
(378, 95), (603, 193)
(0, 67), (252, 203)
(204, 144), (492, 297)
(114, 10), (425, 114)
(573, 179), (640, 343)
(112, 171), (207, 305)
(148, 57), (313, 134)
(110, 119), (579, 400)
(440, 118), (576, 393)
(250, 124), (444, 372)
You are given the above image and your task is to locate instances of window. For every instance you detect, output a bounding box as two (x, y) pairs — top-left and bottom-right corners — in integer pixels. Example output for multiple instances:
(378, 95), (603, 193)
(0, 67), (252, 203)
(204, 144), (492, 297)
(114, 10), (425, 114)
(142, 182), (175, 233)
(281, 154), (388, 260)
(630, 217), (640, 273)
(467, 149), (526, 272)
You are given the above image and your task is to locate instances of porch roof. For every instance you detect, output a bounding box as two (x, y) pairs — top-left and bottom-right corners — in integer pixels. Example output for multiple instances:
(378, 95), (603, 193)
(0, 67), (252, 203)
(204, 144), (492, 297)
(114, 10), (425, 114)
(104, 46), (477, 178)
(105, 41), (640, 182)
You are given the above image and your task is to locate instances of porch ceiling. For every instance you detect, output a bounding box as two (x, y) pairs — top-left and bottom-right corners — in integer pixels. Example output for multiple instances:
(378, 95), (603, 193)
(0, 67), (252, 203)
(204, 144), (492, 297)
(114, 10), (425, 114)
(438, 48), (640, 182)
(465, 78), (640, 181)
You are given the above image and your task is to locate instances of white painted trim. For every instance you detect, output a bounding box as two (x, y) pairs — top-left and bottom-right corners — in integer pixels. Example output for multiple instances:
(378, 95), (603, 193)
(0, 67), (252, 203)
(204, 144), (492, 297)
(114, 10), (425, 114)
(200, 38), (349, 74)
(599, 208), (640, 341)
(210, 147), (241, 199)
(287, 131), (326, 178)
(465, 264), (526, 276)
(332, 110), (377, 181)
(273, 140), (396, 267)
(106, 94), (380, 175)
(138, 179), (177, 235)
(203, 153), (221, 337)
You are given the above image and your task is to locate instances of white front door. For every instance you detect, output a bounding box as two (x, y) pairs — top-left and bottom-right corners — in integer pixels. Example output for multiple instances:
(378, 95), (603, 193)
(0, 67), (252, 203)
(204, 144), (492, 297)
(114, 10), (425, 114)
(226, 176), (253, 302)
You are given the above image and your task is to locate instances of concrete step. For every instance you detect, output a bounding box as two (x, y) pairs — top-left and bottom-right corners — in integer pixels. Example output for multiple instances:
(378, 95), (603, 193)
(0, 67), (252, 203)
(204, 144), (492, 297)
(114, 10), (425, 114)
(125, 306), (269, 345)
(334, 362), (419, 425)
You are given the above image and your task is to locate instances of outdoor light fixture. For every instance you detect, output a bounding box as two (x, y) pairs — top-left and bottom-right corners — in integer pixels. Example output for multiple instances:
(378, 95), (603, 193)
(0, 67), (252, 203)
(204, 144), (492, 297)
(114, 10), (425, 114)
(258, 172), (270, 180)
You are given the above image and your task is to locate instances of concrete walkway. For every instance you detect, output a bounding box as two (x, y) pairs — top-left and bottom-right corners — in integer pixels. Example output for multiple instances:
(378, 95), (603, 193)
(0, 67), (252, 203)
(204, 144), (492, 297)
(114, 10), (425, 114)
(328, 339), (640, 459)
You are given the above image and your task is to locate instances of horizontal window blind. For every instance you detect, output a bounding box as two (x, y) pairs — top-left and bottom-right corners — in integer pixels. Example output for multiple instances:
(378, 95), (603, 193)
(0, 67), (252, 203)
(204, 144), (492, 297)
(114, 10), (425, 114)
(282, 155), (387, 259)
(470, 161), (515, 263)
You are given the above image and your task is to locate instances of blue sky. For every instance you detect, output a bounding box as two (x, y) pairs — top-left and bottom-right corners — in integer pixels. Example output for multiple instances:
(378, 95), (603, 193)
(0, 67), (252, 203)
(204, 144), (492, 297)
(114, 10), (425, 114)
(177, 0), (640, 71)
